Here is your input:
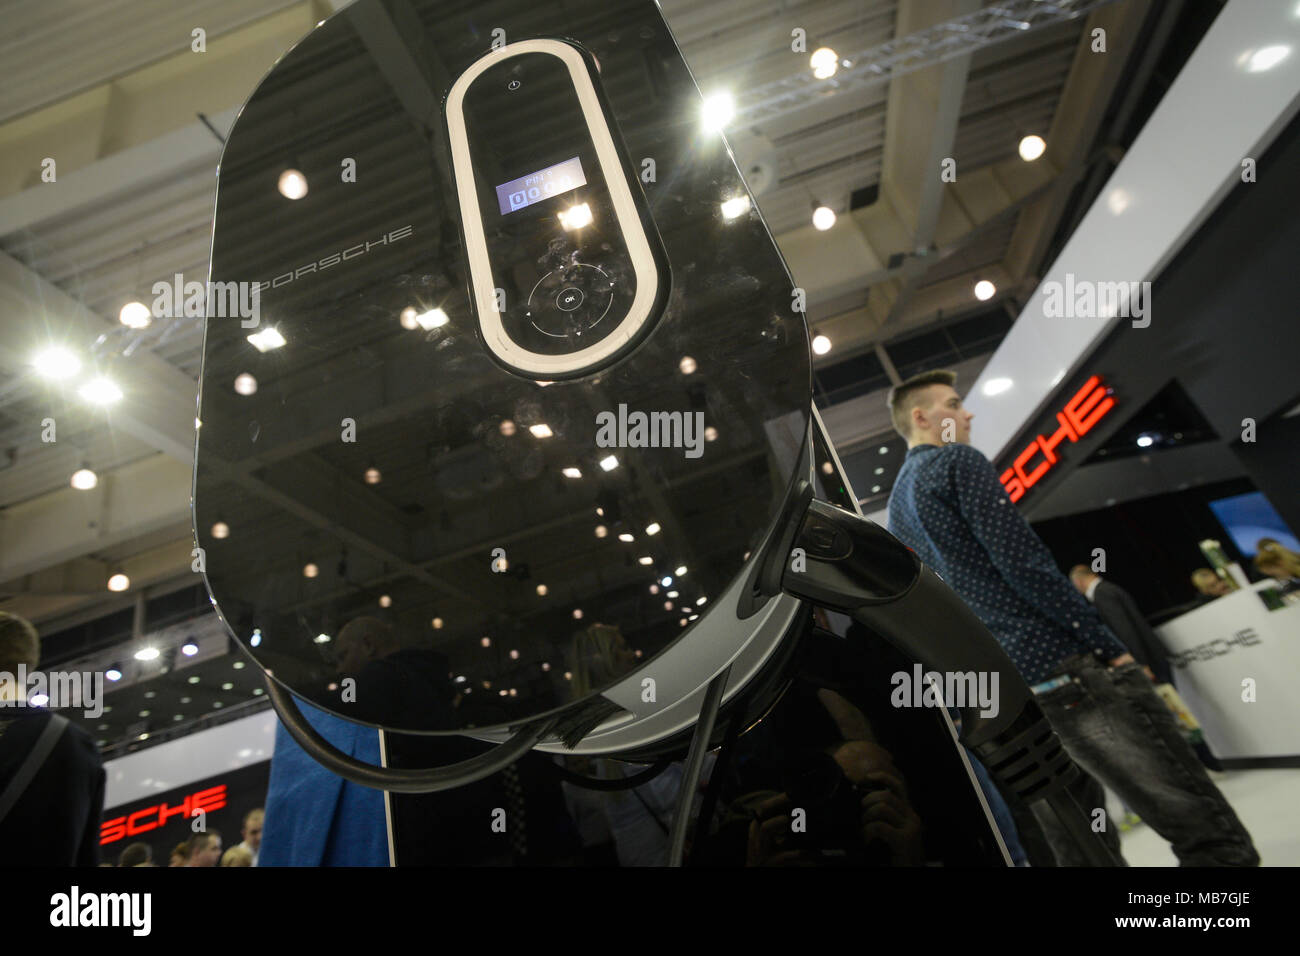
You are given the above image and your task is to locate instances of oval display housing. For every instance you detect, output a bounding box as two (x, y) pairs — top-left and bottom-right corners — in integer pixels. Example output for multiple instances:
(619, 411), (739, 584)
(446, 39), (665, 379)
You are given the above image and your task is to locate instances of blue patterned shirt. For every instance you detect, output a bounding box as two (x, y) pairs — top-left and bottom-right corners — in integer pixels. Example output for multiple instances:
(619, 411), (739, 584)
(887, 442), (1128, 685)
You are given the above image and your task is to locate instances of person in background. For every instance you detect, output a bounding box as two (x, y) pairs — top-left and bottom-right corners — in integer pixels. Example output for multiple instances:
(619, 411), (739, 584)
(0, 611), (105, 867)
(1191, 567), (1233, 599)
(883, 369), (1258, 867)
(1068, 567), (1170, 684)
(168, 843), (189, 867)
(118, 842), (152, 868)
(221, 845), (254, 867)
(235, 807), (262, 866)
(1255, 538), (1300, 578)
(186, 831), (222, 867)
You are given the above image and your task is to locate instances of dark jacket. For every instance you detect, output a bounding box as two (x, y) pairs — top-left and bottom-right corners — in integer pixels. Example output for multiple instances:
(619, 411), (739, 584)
(0, 708), (105, 866)
(1091, 579), (1172, 684)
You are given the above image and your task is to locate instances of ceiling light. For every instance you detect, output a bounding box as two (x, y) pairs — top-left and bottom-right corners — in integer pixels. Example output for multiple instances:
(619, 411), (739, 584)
(704, 426), (718, 441)
(399, 307), (420, 330)
(133, 646), (159, 661)
(1136, 434), (1155, 448)
(599, 454), (619, 471)
(221, 682), (234, 691)
(974, 280), (996, 301)
(667, 590), (679, 598)
(720, 196), (750, 220)
(664, 601), (673, 611)
(572, 609), (583, 619)
(70, 468), (97, 490)
(701, 91), (735, 131)
(303, 563), (319, 578)
(810, 47), (838, 79)
(697, 596), (707, 606)
(247, 327), (286, 352)
(872, 485), (882, 493)
(432, 617), (444, 629)
(618, 532), (634, 543)
(879, 446), (889, 454)
(661, 576), (673, 587)
(509, 650), (519, 660)
(562, 467), (582, 478)
(234, 373), (257, 395)
(541, 662), (550, 672)
(119, 301), (152, 329)
(536, 584), (548, 596)
(1018, 135), (1046, 161)
(481, 636), (491, 647)
(414, 308), (449, 329)
(982, 377), (1013, 396)
(639, 556), (654, 565)
(530, 423), (553, 438)
(108, 573), (130, 592)
(558, 203), (593, 230)
(378, 595), (392, 608)
(211, 521), (230, 538)
(364, 467), (381, 484)
(812, 334), (831, 355)
(812, 206), (836, 230)
(675, 566), (687, 576)
(250, 628), (262, 647)
(105, 668), (122, 682)
(233, 661), (245, 669)
(79, 378), (123, 405)
(499, 419), (516, 436)
(679, 356), (697, 375)
(650, 584), (659, 594)
(645, 522), (661, 535)
(278, 169), (308, 199)
(181, 642), (199, 656)
(594, 525), (608, 538)
(32, 347), (80, 379)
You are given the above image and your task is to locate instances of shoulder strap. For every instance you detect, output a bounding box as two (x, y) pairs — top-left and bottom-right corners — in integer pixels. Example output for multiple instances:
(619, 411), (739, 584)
(0, 713), (69, 825)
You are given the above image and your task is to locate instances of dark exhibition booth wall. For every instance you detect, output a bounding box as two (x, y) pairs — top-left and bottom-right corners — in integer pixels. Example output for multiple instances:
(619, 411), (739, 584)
(988, 107), (1300, 613)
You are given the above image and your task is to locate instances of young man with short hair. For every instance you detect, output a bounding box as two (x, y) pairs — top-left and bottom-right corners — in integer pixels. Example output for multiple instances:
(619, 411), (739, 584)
(883, 370), (1258, 866)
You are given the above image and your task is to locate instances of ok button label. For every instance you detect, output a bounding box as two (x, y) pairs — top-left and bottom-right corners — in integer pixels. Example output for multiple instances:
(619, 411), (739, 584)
(556, 287), (585, 311)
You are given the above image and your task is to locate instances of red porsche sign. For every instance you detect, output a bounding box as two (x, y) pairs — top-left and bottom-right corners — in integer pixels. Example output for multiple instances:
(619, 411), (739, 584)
(100, 784), (228, 845)
(1000, 376), (1115, 502)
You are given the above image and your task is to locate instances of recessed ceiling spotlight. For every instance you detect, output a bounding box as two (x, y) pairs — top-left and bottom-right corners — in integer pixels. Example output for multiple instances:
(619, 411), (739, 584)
(119, 301), (152, 329)
(812, 206), (836, 230)
(810, 47), (838, 79)
(1018, 134), (1046, 161)
(32, 346), (80, 379)
(701, 91), (735, 132)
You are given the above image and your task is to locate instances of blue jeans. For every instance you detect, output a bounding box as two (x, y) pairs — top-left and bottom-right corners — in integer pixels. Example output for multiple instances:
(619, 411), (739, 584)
(1030, 656), (1259, 867)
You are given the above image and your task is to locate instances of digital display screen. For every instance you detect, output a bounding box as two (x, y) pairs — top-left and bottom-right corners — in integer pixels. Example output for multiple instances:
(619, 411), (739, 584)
(495, 156), (586, 215)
